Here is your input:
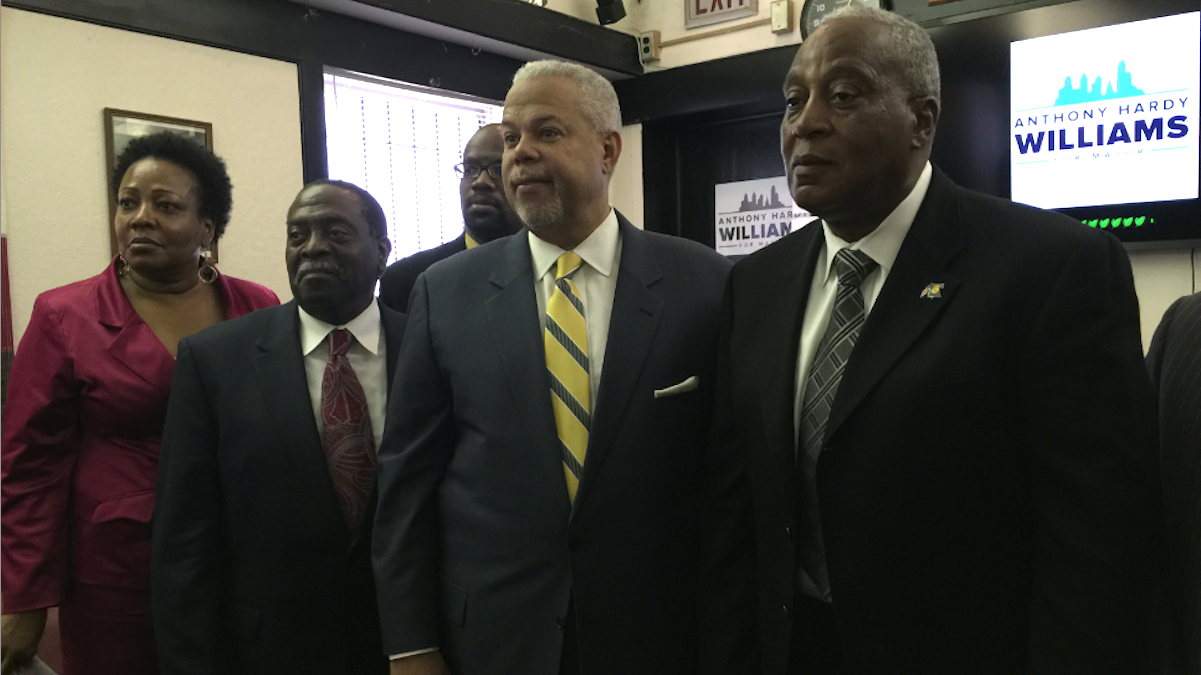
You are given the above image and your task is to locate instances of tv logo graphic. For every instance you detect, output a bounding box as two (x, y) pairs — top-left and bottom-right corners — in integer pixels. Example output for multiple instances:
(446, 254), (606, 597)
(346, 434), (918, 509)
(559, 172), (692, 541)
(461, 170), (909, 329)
(1009, 12), (1199, 211)
(1013, 61), (1189, 157)
(713, 177), (817, 258)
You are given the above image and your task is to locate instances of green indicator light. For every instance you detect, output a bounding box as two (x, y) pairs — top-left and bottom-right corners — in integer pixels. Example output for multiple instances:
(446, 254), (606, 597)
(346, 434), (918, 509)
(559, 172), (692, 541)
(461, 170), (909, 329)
(1082, 216), (1153, 228)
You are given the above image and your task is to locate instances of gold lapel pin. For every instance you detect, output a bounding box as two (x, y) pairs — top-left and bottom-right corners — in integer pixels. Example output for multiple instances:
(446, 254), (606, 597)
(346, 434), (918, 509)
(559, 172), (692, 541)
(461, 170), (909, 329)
(919, 282), (945, 299)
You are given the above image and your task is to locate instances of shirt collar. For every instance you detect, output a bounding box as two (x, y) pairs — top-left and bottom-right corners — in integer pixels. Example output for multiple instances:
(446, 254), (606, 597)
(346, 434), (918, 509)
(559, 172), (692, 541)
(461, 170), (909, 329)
(529, 208), (620, 280)
(464, 231), (479, 249)
(819, 161), (932, 282)
(297, 300), (382, 356)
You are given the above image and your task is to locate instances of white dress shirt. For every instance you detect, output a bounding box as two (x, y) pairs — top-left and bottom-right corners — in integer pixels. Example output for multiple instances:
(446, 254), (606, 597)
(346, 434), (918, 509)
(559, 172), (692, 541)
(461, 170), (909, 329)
(791, 161), (933, 601)
(298, 301), (388, 450)
(529, 208), (623, 403)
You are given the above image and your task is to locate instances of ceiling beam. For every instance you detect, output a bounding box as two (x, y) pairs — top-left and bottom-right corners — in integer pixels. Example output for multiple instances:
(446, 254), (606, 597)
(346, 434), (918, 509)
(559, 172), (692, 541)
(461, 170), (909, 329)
(293, 0), (643, 78)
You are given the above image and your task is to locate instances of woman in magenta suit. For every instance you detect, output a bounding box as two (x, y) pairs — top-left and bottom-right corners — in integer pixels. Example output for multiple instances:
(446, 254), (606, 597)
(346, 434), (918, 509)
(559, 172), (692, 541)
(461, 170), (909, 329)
(0, 132), (279, 675)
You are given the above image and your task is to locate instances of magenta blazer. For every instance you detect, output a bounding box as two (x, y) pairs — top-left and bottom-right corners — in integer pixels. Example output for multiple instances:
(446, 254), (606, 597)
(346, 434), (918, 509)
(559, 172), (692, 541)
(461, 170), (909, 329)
(1, 258), (279, 611)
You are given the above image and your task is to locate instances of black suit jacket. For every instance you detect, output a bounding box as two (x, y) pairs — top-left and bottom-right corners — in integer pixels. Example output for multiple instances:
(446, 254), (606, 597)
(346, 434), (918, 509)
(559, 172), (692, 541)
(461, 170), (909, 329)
(1147, 291), (1201, 675)
(702, 167), (1160, 675)
(378, 235), (467, 313)
(373, 214), (732, 675)
(152, 300), (406, 675)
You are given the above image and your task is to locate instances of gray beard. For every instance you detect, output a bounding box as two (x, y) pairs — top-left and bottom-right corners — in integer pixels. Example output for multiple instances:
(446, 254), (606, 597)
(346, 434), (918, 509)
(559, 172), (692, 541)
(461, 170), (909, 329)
(515, 194), (565, 234)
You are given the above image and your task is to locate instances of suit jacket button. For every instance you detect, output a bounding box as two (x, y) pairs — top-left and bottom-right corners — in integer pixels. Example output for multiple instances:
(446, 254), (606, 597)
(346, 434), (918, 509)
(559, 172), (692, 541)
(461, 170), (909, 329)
(785, 526), (795, 542)
(782, 604), (790, 620)
(556, 616), (565, 630)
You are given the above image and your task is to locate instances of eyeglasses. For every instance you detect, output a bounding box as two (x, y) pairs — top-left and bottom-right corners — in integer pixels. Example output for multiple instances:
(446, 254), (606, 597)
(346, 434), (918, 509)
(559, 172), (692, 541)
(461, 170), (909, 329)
(454, 163), (503, 180)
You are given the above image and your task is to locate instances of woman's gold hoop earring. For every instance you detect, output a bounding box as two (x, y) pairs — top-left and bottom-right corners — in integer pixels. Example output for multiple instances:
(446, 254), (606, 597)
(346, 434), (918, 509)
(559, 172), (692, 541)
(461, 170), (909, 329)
(116, 255), (131, 277)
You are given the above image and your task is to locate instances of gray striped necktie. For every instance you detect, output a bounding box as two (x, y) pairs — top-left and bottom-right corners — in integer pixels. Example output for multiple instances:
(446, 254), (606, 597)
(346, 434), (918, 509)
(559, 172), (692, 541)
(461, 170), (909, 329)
(798, 247), (878, 601)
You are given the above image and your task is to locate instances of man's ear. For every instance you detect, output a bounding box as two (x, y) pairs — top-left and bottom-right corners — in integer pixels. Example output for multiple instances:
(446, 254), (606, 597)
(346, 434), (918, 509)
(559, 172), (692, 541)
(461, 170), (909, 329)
(376, 236), (392, 277)
(600, 131), (623, 176)
(911, 96), (940, 149)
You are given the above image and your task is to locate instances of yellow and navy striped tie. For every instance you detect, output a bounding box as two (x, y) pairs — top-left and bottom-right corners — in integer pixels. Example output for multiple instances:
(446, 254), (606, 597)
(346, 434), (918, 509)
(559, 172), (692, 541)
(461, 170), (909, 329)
(545, 252), (590, 503)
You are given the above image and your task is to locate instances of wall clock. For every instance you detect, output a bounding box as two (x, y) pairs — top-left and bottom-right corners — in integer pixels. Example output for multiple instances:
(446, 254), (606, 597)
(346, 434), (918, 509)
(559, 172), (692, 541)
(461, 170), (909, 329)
(800, 0), (887, 38)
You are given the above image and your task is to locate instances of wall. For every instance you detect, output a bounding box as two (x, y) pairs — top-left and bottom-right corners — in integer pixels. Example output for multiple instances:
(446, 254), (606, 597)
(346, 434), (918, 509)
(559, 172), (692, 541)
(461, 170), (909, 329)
(611, 123), (645, 229)
(1, 8), (303, 345)
(1130, 248), (1199, 351)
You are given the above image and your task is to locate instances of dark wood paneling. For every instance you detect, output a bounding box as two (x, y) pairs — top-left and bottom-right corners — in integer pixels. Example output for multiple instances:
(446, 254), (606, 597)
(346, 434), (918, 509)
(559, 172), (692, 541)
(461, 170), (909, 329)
(890, 0), (1076, 26)
(643, 110), (783, 241)
(298, 61), (330, 183)
(9, 0), (525, 101)
(355, 0), (642, 75)
(616, 48), (795, 126)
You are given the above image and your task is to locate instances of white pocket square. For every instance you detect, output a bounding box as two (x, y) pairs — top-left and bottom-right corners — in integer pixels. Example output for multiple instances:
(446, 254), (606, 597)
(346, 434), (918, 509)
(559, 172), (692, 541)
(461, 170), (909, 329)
(654, 376), (699, 398)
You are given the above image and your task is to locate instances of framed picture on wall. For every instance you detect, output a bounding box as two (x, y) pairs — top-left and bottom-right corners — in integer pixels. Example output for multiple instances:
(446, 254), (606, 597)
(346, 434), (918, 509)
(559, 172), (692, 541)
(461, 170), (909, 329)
(103, 109), (217, 261)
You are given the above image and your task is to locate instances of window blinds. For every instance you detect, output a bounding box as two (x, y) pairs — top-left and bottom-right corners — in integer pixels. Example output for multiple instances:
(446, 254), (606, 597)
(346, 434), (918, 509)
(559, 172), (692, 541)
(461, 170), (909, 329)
(324, 68), (504, 263)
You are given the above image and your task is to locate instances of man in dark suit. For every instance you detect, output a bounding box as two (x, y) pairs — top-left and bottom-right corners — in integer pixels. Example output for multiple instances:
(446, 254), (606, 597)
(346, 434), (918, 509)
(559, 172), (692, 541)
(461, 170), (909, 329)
(701, 8), (1160, 675)
(152, 180), (405, 674)
(1147, 292), (1201, 675)
(374, 60), (731, 675)
(378, 124), (524, 312)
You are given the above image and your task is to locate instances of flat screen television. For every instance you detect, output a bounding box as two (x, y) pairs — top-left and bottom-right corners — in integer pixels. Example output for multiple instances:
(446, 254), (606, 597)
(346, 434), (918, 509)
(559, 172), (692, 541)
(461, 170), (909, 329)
(927, 1), (1200, 247)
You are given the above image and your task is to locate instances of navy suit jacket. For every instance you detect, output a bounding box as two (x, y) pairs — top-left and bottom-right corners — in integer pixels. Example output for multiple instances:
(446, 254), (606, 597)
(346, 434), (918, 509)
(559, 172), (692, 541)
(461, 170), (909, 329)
(373, 214), (732, 675)
(378, 235), (466, 313)
(153, 300), (406, 675)
(702, 167), (1160, 675)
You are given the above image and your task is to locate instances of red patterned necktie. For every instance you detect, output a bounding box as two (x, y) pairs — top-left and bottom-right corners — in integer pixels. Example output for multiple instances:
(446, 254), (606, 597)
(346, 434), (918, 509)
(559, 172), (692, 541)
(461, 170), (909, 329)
(321, 328), (376, 531)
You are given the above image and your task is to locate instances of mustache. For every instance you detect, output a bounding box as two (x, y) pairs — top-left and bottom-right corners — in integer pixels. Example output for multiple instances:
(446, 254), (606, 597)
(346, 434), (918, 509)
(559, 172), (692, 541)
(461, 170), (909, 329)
(508, 171), (552, 186)
(295, 261), (344, 279)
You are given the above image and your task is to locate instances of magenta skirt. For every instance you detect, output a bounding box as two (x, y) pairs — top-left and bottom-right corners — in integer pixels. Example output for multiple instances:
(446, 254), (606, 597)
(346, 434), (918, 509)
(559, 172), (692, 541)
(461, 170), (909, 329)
(58, 582), (158, 675)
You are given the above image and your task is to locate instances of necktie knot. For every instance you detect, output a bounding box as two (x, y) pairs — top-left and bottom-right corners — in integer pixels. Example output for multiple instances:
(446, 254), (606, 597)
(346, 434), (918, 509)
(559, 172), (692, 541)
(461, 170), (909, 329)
(833, 249), (878, 289)
(329, 328), (353, 357)
(555, 252), (584, 281)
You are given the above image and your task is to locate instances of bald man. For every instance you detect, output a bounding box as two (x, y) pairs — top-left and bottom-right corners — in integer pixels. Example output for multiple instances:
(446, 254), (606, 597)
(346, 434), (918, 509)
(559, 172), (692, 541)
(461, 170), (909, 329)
(379, 124), (524, 313)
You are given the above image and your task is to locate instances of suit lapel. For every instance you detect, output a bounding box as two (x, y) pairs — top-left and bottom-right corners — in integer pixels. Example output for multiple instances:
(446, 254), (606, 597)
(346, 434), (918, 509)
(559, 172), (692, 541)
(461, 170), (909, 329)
(826, 169), (964, 441)
(484, 236), (568, 501)
(95, 263), (175, 392)
(756, 223), (824, 523)
(252, 302), (348, 546)
(380, 301), (406, 391)
(573, 217), (664, 517)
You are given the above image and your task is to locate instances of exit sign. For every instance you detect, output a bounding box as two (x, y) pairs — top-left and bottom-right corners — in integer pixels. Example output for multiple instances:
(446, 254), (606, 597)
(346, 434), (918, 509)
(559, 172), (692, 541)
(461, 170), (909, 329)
(686, 0), (758, 28)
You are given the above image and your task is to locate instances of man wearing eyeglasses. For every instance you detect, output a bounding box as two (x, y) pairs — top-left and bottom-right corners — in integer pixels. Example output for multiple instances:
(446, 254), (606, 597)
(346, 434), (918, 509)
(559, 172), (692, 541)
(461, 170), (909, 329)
(379, 124), (525, 313)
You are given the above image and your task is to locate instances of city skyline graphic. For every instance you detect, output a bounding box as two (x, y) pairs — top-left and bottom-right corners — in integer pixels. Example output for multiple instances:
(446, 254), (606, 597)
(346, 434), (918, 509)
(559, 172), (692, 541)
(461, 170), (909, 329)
(726, 185), (789, 213)
(1054, 60), (1146, 106)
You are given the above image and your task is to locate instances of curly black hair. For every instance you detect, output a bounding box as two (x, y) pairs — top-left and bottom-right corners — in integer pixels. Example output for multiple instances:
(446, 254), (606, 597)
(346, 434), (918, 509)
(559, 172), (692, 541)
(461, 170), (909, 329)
(110, 131), (234, 242)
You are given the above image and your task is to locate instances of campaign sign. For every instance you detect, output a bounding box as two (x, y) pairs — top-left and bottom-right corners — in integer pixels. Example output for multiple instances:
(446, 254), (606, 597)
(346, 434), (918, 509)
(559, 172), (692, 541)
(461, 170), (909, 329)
(1010, 12), (1200, 210)
(714, 176), (818, 257)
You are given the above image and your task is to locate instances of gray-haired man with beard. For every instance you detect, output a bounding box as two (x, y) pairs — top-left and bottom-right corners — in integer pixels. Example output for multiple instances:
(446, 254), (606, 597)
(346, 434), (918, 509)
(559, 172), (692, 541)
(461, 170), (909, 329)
(373, 60), (731, 675)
